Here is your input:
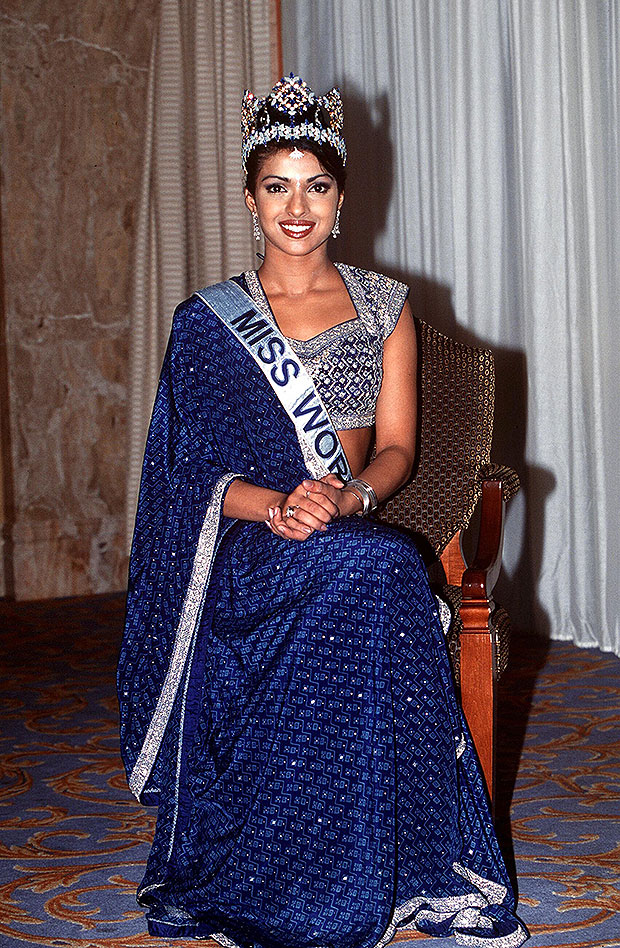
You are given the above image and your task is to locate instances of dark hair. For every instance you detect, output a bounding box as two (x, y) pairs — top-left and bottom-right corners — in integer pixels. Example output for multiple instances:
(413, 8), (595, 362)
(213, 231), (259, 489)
(245, 138), (346, 196)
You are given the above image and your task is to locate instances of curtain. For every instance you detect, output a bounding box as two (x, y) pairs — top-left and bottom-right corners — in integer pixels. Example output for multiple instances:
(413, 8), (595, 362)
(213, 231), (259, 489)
(126, 0), (272, 542)
(282, 0), (620, 654)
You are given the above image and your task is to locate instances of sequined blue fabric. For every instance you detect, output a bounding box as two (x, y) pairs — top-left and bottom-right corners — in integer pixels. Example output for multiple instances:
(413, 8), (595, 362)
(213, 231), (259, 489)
(118, 284), (528, 948)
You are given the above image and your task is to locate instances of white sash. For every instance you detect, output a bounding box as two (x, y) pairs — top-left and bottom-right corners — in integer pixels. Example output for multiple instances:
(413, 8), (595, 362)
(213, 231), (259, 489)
(129, 280), (353, 800)
(194, 280), (352, 481)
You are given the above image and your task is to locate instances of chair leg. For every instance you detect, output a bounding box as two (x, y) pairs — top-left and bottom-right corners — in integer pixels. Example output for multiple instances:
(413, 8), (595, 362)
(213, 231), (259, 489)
(459, 606), (497, 808)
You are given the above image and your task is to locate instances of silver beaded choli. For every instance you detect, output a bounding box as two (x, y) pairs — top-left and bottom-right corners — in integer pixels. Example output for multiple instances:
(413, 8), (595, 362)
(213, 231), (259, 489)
(243, 264), (409, 430)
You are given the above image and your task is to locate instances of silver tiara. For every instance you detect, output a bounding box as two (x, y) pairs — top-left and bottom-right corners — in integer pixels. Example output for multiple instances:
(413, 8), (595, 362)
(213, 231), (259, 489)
(241, 74), (346, 174)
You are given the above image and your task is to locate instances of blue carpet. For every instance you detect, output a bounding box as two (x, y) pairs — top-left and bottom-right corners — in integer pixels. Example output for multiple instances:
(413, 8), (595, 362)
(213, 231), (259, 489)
(0, 596), (618, 947)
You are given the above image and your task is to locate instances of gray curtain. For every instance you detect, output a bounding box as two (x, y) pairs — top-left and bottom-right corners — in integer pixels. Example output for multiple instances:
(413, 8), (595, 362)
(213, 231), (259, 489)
(283, 0), (620, 654)
(126, 0), (272, 543)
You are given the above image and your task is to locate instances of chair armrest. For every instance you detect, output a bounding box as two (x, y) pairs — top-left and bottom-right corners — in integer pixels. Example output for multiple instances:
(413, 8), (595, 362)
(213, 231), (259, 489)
(461, 480), (506, 601)
(477, 463), (520, 502)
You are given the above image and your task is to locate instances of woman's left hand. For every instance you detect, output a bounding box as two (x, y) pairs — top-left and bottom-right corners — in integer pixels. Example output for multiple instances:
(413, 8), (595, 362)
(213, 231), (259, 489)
(267, 474), (355, 540)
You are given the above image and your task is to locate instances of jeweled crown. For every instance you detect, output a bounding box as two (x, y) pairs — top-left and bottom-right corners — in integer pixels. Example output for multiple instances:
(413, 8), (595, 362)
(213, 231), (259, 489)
(241, 74), (346, 174)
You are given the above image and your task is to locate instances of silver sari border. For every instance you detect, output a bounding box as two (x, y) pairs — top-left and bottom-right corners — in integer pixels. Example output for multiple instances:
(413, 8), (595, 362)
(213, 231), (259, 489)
(128, 472), (240, 800)
(373, 862), (525, 948)
(164, 860), (525, 948)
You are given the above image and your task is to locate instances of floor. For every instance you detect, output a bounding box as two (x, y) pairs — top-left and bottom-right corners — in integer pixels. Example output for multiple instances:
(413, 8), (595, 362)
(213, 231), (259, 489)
(0, 595), (618, 948)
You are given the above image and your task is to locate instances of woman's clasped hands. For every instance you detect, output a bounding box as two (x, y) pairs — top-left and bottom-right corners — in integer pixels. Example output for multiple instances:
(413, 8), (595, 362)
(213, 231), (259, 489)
(266, 474), (355, 541)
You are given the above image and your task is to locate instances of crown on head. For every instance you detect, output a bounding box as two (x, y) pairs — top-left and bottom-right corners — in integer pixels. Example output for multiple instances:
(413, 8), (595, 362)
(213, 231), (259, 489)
(241, 74), (346, 174)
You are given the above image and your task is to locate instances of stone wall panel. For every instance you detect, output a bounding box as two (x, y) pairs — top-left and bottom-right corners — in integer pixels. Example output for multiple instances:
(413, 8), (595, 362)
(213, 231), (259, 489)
(1, 0), (158, 598)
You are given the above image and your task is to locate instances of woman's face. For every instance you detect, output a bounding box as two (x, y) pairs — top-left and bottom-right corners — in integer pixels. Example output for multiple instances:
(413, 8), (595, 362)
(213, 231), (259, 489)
(244, 149), (343, 259)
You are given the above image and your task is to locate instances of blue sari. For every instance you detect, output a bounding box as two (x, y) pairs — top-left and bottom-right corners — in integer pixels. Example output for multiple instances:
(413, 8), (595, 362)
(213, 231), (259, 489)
(118, 283), (527, 948)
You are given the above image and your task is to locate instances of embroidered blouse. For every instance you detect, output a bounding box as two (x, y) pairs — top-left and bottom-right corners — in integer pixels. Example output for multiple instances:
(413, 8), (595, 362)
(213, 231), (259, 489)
(242, 263), (409, 429)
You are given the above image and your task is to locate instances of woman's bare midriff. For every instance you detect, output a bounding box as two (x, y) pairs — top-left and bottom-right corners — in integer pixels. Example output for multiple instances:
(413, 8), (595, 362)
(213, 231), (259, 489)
(338, 426), (374, 478)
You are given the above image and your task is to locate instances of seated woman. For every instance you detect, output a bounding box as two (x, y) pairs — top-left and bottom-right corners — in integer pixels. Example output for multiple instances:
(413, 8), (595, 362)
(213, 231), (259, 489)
(118, 75), (528, 948)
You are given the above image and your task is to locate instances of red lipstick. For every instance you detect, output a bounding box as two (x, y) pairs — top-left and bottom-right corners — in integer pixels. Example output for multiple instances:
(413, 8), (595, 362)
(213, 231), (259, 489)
(279, 219), (315, 239)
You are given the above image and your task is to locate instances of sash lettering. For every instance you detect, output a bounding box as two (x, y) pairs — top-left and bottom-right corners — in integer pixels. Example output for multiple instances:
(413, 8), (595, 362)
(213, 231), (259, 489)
(194, 281), (352, 482)
(230, 309), (273, 345)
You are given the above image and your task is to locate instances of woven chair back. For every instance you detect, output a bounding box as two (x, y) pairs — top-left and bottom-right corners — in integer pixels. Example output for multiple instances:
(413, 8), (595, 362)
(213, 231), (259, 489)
(378, 319), (495, 555)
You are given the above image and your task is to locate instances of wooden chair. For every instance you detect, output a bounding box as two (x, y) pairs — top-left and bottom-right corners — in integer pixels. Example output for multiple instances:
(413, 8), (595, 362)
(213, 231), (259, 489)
(376, 318), (520, 805)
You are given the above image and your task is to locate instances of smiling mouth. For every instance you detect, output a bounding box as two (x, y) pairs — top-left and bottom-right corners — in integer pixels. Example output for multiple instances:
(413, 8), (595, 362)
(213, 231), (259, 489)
(279, 220), (315, 238)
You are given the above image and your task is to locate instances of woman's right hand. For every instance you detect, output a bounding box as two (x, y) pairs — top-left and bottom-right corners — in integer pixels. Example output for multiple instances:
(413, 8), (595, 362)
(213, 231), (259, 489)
(267, 474), (345, 541)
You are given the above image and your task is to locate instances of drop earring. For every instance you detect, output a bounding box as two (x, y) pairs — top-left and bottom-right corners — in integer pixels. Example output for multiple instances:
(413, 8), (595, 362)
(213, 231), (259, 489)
(252, 211), (261, 241)
(331, 208), (341, 238)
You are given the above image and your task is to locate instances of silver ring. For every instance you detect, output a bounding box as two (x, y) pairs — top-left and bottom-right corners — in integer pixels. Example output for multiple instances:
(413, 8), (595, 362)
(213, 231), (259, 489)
(285, 505), (298, 519)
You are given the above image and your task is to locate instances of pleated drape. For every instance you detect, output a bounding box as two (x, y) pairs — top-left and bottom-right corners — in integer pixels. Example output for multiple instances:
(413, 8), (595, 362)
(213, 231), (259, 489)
(126, 0), (272, 542)
(282, 0), (620, 654)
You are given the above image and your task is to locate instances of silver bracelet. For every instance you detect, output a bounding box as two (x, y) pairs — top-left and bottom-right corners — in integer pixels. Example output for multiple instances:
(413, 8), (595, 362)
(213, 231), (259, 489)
(359, 478), (379, 511)
(343, 483), (366, 515)
(343, 478), (378, 516)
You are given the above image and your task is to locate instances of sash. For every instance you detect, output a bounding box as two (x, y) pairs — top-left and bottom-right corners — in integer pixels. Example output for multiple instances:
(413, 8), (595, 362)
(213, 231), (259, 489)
(194, 280), (352, 482)
(127, 280), (353, 801)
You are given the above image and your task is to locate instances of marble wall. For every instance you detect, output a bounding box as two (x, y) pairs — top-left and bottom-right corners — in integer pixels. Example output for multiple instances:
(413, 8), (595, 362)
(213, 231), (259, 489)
(0, 0), (158, 599)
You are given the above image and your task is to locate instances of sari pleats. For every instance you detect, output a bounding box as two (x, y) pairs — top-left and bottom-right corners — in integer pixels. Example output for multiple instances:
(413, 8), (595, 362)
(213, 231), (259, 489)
(138, 518), (526, 948)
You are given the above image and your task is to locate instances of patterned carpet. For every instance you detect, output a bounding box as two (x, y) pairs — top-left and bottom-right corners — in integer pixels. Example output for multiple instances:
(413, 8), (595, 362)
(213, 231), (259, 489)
(0, 594), (618, 948)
